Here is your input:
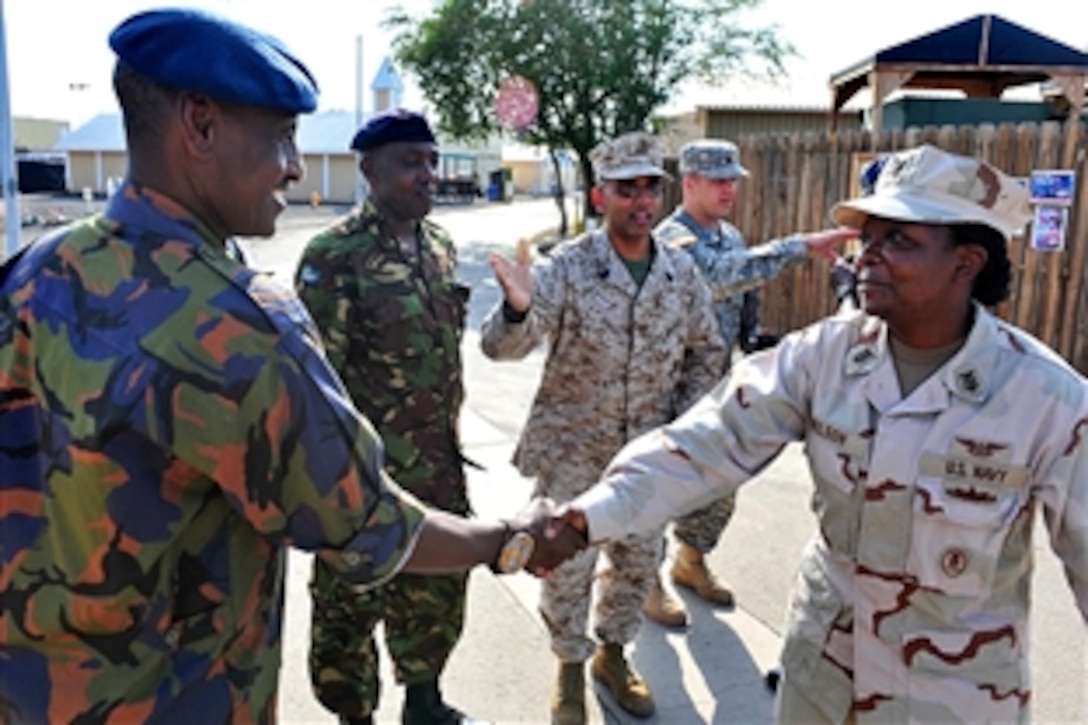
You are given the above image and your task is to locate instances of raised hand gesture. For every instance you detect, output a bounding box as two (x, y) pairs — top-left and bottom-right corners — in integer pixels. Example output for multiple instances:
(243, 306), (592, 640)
(487, 238), (534, 313)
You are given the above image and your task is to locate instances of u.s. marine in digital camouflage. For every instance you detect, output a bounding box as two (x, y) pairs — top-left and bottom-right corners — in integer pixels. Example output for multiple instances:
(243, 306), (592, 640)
(295, 109), (474, 723)
(482, 131), (727, 720)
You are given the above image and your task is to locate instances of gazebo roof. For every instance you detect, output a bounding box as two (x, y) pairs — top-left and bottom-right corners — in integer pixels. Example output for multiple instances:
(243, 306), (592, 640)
(830, 14), (1088, 125)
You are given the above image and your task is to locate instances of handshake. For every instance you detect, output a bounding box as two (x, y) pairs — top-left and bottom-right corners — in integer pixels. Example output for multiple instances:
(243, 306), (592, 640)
(494, 498), (592, 577)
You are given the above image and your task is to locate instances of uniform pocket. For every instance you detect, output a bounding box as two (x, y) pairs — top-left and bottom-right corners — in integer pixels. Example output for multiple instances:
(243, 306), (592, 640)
(909, 459), (1027, 597)
(901, 625), (1026, 722)
(805, 432), (865, 555)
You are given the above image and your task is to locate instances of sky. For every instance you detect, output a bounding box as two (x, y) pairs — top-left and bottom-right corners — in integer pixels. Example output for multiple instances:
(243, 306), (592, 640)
(4, 0), (1088, 129)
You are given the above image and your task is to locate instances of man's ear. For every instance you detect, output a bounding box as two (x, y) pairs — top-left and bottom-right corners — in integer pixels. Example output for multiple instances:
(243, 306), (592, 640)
(178, 93), (218, 157)
(360, 152), (378, 185)
(590, 186), (605, 214)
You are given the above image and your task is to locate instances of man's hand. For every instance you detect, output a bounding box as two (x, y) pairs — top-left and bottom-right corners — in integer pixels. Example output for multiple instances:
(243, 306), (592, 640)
(830, 255), (858, 309)
(543, 502), (589, 544)
(803, 228), (856, 262)
(513, 497), (588, 576)
(488, 238), (534, 313)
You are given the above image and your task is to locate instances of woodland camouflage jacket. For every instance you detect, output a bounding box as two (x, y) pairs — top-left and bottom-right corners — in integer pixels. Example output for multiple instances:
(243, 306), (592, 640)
(296, 200), (469, 512)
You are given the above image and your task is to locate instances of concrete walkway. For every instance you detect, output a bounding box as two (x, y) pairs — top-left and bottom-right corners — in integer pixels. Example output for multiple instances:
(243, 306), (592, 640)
(277, 404), (791, 724)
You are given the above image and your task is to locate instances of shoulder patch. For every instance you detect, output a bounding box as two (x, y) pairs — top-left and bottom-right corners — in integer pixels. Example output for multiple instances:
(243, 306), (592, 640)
(298, 264), (321, 286)
(665, 233), (698, 249)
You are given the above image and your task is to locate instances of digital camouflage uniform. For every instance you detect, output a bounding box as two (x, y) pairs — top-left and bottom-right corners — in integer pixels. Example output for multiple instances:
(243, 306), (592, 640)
(655, 210), (809, 553)
(480, 228), (726, 661)
(577, 306), (1088, 723)
(0, 184), (426, 723)
(295, 197), (470, 718)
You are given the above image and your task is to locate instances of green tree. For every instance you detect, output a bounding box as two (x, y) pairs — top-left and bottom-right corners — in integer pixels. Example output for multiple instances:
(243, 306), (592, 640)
(385, 0), (792, 232)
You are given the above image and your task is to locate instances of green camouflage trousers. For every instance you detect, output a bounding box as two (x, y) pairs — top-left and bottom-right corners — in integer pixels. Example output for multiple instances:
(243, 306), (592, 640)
(309, 557), (468, 719)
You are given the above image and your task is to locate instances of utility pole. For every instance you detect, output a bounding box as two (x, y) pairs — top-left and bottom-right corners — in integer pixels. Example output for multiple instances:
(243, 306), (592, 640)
(0, 0), (22, 257)
(354, 34), (365, 205)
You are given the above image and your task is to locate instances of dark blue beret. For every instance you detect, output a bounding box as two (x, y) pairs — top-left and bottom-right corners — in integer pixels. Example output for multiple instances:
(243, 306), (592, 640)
(351, 109), (436, 152)
(109, 8), (318, 114)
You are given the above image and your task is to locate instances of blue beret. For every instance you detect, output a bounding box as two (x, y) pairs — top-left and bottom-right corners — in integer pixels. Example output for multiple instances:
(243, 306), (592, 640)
(351, 109), (436, 152)
(109, 8), (318, 114)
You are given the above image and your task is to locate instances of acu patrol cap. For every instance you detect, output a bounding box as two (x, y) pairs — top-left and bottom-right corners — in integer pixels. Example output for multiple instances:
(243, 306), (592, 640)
(350, 109), (437, 152)
(590, 131), (669, 182)
(678, 139), (749, 180)
(831, 145), (1031, 239)
(109, 8), (319, 114)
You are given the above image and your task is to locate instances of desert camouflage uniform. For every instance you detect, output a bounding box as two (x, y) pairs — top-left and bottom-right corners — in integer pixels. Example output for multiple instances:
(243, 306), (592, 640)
(577, 305), (1088, 723)
(481, 228), (725, 661)
(296, 198), (470, 718)
(0, 184), (426, 723)
(655, 210), (808, 553)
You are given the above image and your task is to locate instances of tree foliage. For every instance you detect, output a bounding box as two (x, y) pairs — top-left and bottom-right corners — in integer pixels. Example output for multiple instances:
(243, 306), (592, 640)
(384, 0), (793, 223)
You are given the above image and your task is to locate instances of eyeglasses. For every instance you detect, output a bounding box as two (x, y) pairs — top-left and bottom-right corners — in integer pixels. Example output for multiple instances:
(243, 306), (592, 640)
(608, 179), (664, 200)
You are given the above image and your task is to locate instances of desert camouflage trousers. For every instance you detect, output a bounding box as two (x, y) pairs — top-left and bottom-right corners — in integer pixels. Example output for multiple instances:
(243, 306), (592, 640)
(308, 557), (468, 719)
(775, 675), (858, 725)
(534, 456), (663, 662)
(672, 492), (736, 552)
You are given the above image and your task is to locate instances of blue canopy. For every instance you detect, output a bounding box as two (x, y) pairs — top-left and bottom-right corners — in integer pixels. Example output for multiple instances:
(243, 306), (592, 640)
(831, 15), (1088, 116)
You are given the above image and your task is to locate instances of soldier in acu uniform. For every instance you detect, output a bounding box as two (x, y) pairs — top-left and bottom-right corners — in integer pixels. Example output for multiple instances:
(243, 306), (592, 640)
(0, 10), (581, 723)
(646, 139), (852, 627)
(561, 144), (1088, 723)
(295, 110), (478, 725)
(481, 131), (727, 724)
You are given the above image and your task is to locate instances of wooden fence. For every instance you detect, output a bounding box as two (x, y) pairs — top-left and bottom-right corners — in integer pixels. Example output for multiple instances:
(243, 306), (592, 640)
(664, 122), (1088, 374)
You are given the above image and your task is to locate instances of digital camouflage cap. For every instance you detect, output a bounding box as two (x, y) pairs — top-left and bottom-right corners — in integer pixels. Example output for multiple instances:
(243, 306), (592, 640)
(590, 131), (668, 182)
(678, 139), (749, 180)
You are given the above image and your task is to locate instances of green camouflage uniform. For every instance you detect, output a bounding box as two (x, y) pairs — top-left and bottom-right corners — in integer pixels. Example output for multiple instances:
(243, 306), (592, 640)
(296, 198), (470, 718)
(0, 184), (426, 723)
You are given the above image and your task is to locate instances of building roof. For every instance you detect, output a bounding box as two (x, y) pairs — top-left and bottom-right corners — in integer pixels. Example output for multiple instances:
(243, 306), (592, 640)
(53, 110), (375, 154)
(53, 113), (127, 152)
(52, 110), (501, 157)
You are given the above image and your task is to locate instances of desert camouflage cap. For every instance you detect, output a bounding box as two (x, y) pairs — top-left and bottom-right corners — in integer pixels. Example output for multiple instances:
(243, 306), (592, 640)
(590, 131), (668, 182)
(679, 139), (749, 179)
(831, 144), (1031, 239)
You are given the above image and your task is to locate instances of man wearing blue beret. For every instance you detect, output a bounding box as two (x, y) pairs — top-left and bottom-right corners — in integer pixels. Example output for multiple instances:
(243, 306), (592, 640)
(296, 109), (479, 725)
(0, 9), (583, 723)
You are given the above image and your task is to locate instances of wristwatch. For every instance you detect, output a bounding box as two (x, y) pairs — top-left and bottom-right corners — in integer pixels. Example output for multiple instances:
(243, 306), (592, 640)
(490, 522), (535, 574)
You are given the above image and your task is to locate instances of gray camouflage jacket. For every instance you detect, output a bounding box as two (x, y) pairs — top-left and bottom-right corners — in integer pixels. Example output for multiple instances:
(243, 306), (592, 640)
(655, 209), (807, 350)
(480, 228), (726, 479)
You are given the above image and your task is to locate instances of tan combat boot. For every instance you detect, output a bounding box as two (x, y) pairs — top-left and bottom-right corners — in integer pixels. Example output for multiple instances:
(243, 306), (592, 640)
(590, 642), (655, 718)
(551, 660), (585, 725)
(641, 574), (688, 627)
(670, 542), (735, 606)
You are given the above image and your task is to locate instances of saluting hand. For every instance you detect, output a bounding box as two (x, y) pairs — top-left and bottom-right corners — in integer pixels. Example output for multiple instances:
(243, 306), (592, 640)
(488, 238), (534, 313)
(803, 227), (857, 262)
